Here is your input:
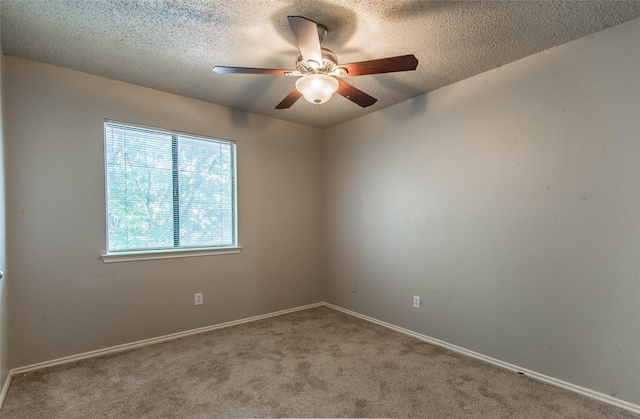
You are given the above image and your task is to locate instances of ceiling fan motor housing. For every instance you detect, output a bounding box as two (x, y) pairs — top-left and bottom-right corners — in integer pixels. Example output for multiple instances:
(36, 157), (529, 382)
(296, 48), (343, 75)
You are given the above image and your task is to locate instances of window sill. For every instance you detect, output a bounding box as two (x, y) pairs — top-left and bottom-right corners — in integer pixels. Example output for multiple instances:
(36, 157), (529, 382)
(101, 246), (242, 263)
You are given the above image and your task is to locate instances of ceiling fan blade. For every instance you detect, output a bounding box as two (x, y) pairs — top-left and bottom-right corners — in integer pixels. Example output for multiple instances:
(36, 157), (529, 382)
(275, 88), (303, 109)
(287, 16), (323, 66)
(336, 78), (377, 108)
(340, 54), (419, 76)
(213, 66), (293, 75)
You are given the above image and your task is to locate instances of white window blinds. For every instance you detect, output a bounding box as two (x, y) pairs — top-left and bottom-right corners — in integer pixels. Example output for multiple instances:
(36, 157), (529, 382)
(104, 122), (237, 253)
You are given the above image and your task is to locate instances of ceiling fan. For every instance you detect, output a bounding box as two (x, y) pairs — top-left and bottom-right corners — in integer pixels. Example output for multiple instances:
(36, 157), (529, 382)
(213, 16), (419, 109)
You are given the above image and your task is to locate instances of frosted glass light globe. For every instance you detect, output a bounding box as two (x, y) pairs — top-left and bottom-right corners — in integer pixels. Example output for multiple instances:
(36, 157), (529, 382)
(295, 74), (339, 105)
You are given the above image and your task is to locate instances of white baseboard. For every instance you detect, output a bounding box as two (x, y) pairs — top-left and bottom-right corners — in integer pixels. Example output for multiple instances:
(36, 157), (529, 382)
(7, 302), (323, 378)
(0, 374), (11, 410)
(323, 302), (640, 415)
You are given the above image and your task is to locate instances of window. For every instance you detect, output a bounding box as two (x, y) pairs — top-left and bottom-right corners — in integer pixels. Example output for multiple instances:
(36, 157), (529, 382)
(103, 121), (238, 259)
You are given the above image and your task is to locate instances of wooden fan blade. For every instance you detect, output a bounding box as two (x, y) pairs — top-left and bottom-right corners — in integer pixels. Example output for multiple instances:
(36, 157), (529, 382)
(275, 88), (303, 109)
(287, 16), (323, 66)
(336, 78), (377, 108)
(213, 66), (293, 75)
(340, 54), (418, 76)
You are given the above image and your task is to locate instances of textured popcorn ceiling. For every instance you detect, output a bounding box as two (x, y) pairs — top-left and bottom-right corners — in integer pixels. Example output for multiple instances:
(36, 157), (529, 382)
(1, 1), (639, 128)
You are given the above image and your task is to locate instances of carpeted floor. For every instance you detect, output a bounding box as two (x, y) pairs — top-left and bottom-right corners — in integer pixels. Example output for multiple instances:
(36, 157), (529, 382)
(1, 306), (638, 418)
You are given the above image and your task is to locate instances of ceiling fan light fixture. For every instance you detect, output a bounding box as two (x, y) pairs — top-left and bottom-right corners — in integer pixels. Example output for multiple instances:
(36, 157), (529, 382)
(213, 16), (418, 110)
(295, 73), (339, 105)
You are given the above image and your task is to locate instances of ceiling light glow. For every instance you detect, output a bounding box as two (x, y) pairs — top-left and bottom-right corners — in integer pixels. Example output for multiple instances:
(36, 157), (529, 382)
(295, 74), (339, 105)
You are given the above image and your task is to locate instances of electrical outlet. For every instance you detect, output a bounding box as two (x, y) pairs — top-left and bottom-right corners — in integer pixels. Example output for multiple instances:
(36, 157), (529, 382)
(413, 296), (420, 308)
(195, 293), (203, 306)
(351, 282), (357, 293)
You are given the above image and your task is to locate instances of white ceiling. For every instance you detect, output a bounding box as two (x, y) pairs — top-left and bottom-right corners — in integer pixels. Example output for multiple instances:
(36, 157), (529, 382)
(1, 1), (639, 129)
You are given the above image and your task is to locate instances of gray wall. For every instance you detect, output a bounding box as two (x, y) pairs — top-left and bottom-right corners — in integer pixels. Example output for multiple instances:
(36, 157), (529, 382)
(324, 18), (640, 404)
(4, 57), (324, 368)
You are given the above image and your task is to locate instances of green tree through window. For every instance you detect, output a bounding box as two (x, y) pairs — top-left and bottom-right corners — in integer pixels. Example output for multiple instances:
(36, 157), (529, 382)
(104, 122), (237, 252)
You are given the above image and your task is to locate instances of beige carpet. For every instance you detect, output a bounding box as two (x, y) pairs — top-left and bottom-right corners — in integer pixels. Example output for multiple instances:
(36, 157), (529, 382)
(1, 306), (638, 418)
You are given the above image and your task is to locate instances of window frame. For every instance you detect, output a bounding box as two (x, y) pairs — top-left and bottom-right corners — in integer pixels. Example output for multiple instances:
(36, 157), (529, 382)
(101, 119), (241, 263)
